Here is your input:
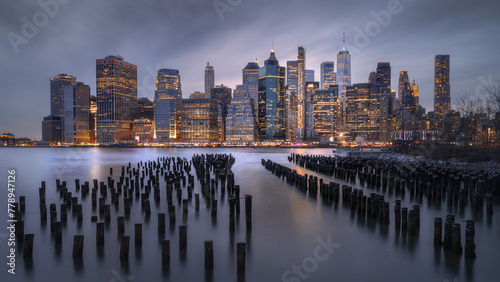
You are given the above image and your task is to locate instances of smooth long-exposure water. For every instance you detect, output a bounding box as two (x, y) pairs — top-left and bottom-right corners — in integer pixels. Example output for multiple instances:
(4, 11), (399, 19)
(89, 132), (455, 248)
(0, 147), (498, 282)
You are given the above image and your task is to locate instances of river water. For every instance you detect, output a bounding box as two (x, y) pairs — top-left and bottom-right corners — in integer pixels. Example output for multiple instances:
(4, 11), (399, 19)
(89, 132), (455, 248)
(0, 147), (498, 282)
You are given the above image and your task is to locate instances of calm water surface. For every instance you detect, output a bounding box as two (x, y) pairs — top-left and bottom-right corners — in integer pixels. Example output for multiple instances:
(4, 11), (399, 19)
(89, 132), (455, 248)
(0, 147), (498, 282)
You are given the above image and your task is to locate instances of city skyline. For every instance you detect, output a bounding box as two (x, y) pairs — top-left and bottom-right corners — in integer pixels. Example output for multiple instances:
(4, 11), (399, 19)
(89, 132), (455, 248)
(1, 0), (499, 140)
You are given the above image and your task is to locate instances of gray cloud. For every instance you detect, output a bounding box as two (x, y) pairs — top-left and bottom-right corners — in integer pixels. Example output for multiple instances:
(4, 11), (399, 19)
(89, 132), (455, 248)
(1, 0), (499, 140)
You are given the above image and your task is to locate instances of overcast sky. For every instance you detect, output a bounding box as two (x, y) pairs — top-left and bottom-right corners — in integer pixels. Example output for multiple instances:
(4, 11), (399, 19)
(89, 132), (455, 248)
(1, 0), (499, 140)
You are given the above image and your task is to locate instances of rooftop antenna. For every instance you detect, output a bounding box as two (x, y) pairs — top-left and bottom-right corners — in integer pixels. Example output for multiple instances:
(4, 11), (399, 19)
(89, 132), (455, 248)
(342, 26), (346, 51)
(272, 38), (274, 52)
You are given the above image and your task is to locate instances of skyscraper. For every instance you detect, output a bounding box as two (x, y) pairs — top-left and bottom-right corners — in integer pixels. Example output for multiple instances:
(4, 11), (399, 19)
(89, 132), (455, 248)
(306, 69), (315, 83)
(377, 62), (391, 141)
(226, 85), (255, 143)
(434, 54), (450, 127)
(154, 68), (182, 142)
(368, 71), (377, 85)
(137, 97), (154, 120)
(305, 82), (319, 139)
(42, 73), (77, 142)
(346, 83), (380, 140)
(243, 60), (260, 139)
(320, 61), (336, 90)
(297, 47), (306, 140)
(337, 30), (351, 130)
(398, 71), (409, 104)
(313, 85), (339, 140)
(204, 63), (214, 98)
(258, 47), (286, 141)
(96, 55), (137, 143)
(286, 60), (299, 142)
(211, 85), (232, 141)
(63, 82), (90, 144)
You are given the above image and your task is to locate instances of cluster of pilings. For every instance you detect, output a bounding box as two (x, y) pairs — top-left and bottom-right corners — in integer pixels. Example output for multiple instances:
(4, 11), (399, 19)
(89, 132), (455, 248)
(289, 153), (498, 212)
(262, 158), (421, 233)
(434, 216), (476, 259)
(26, 154), (250, 273)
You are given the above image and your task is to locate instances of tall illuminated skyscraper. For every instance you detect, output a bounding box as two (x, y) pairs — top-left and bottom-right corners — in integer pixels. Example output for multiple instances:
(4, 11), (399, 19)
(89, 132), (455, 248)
(96, 56), (137, 143)
(336, 29), (351, 130)
(434, 54), (450, 127)
(204, 63), (214, 98)
(258, 47), (286, 141)
(398, 71), (409, 104)
(346, 83), (381, 140)
(226, 85), (255, 143)
(305, 70), (315, 83)
(63, 82), (90, 144)
(154, 68), (182, 142)
(320, 61), (336, 90)
(243, 60), (259, 138)
(181, 98), (219, 143)
(377, 62), (391, 141)
(286, 60), (299, 142)
(211, 85), (232, 141)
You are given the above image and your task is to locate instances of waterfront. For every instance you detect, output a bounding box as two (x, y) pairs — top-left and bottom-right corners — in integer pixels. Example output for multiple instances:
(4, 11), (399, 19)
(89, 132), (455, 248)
(0, 147), (498, 282)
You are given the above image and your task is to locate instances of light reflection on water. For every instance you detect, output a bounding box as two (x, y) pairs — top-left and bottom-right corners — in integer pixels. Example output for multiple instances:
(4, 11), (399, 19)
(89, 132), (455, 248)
(0, 147), (498, 282)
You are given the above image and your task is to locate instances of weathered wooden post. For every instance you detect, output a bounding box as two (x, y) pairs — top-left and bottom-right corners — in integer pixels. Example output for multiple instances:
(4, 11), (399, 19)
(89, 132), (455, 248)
(135, 224), (142, 245)
(72, 235), (84, 258)
(443, 215), (454, 249)
(401, 207), (408, 232)
(465, 220), (476, 259)
(162, 240), (170, 265)
(195, 193), (200, 211)
(169, 205), (176, 225)
(237, 242), (246, 272)
(205, 240), (214, 269)
(23, 234), (34, 258)
(211, 199), (218, 219)
(179, 225), (187, 249)
(158, 213), (166, 234)
(245, 195), (252, 231)
(117, 216), (125, 234)
(96, 223), (104, 245)
(229, 197), (236, 232)
(120, 236), (130, 261)
(54, 221), (62, 244)
(452, 223), (463, 254)
(434, 217), (443, 246)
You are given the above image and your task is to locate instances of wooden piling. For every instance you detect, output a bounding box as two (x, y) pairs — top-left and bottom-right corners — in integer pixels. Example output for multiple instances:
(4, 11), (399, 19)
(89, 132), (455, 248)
(245, 195), (252, 231)
(117, 216), (125, 234)
(237, 242), (246, 272)
(96, 222), (104, 245)
(434, 217), (443, 246)
(54, 221), (62, 244)
(72, 235), (84, 258)
(162, 240), (170, 265)
(205, 240), (214, 269)
(23, 234), (34, 258)
(179, 225), (187, 249)
(135, 224), (142, 245)
(452, 223), (463, 254)
(120, 236), (130, 261)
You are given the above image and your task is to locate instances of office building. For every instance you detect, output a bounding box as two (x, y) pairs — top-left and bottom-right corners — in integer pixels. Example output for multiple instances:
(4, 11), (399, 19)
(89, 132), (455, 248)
(211, 85), (232, 141)
(181, 98), (219, 143)
(313, 85), (339, 140)
(434, 54), (451, 127)
(96, 55), (137, 143)
(205, 63), (214, 98)
(258, 47), (286, 141)
(306, 69), (315, 82)
(154, 68), (182, 142)
(320, 61), (336, 90)
(346, 83), (380, 140)
(337, 30), (351, 130)
(226, 85), (255, 143)
(377, 62), (391, 141)
(63, 82), (90, 144)
(132, 118), (154, 143)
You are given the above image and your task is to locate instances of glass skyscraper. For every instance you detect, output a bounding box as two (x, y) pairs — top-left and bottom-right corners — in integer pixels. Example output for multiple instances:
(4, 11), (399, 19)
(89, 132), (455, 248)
(204, 63), (214, 98)
(154, 68), (182, 142)
(434, 54), (450, 127)
(320, 61), (336, 90)
(258, 47), (286, 141)
(63, 82), (90, 144)
(377, 62), (391, 141)
(226, 85), (255, 143)
(305, 69), (315, 83)
(181, 98), (219, 143)
(211, 85), (232, 141)
(96, 55), (137, 143)
(337, 45), (351, 131)
(346, 83), (381, 140)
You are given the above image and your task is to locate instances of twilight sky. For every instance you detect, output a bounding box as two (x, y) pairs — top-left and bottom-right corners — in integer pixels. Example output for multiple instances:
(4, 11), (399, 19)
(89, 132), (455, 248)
(1, 0), (499, 140)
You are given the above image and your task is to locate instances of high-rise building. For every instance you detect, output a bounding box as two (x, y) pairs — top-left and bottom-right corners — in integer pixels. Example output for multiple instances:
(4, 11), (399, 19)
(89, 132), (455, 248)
(211, 85), (232, 141)
(96, 55), (137, 143)
(243, 60), (260, 140)
(226, 85), (255, 143)
(346, 83), (380, 140)
(398, 71), (409, 104)
(337, 30), (351, 130)
(286, 60), (299, 142)
(181, 98), (219, 143)
(63, 82), (90, 144)
(305, 82), (319, 139)
(306, 69), (315, 83)
(434, 54), (450, 128)
(154, 68), (182, 142)
(204, 63), (214, 98)
(411, 79), (419, 116)
(297, 47), (306, 140)
(320, 61), (336, 90)
(368, 71), (377, 85)
(313, 85), (339, 140)
(137, 97), (154, 120)
(258, 47), (286, 141)
(90, 96), (96, 143)
(377, 62), (391, 141)
(42, 74), (77, 143)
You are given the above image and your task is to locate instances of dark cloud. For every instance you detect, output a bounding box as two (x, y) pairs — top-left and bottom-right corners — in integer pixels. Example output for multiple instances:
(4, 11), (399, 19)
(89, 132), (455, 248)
(1, 0), (499, 140)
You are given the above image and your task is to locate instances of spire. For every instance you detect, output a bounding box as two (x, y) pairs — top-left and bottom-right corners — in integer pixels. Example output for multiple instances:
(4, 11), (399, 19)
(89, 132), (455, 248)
(255, 57), (258, 63)
(342, 26), (346, 51)
(207, 62), (210, 66)
(271, 38), (274, 53)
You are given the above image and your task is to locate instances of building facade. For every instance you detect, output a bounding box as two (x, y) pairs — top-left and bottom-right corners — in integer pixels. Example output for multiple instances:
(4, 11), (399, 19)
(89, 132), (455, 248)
(346, 83), (380, 140)
(154, 68), (182, 142)
(320, 61), (336, 90)
(204, 63), (214, 98)
(226, 85), (255, 143)
(181, 98), (219, 143)
(211, 85), (232, 141)
(313, 86), (339, 140)
(63, 82), (90, 144)
(132, 118), (154, 143)
(96, 55), (137, 143)
(258, 48), (286, 141)
(434, 54), (451, 128)
(377, 62), (391, 141)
